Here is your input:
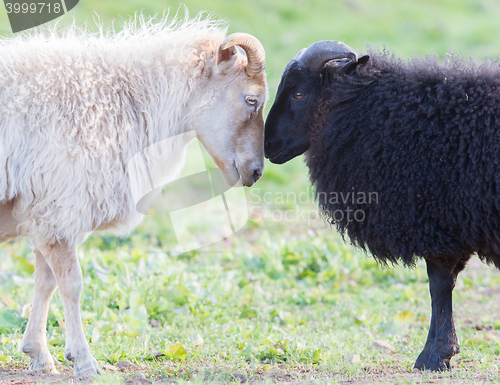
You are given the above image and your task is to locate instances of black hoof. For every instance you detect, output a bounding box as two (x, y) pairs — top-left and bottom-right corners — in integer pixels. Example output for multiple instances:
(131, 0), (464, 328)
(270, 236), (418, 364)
(414, 348), (454, 372)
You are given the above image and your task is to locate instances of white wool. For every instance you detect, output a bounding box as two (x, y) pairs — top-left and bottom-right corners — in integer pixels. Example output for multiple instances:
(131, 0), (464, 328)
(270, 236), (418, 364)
(0, 13), (228, 245)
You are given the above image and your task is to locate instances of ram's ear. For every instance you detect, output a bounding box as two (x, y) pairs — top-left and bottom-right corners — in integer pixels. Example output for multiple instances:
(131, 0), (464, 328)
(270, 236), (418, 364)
(216, 45), (238, 74)
(343, 55), (370, 75)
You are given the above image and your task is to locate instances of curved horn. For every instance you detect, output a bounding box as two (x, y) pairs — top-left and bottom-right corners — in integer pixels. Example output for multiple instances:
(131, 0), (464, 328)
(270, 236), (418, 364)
(221, 33), (266, 77)
(296, 41), (357, 72)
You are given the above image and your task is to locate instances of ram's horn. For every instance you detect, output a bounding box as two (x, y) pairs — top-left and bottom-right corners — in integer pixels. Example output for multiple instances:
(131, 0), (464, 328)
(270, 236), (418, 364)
(221, 33), (266, 77)
(296, 41), (357, 72)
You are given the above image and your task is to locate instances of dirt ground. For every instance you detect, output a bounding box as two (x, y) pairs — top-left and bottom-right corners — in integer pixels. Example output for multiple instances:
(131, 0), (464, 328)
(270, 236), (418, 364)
(0, 363), (150, 384)
(1, 363), (499, 385)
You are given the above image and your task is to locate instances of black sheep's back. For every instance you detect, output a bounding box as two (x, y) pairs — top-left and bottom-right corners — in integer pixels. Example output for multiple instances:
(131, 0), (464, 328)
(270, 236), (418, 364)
(307, 53), (500, 267)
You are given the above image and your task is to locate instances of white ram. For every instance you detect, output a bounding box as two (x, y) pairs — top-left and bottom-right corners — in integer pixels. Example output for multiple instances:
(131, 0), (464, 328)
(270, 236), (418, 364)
(0, 14), (267, 376)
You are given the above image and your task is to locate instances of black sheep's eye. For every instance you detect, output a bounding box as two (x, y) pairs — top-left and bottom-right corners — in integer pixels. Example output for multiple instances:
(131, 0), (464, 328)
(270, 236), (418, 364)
(293, 92), (305, 100)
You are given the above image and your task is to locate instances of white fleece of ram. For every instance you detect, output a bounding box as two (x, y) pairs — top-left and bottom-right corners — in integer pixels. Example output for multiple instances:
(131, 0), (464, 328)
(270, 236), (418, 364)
(0, 15), (226, 245)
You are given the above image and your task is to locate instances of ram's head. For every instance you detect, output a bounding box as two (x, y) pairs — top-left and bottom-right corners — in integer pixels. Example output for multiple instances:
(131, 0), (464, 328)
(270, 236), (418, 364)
(193, 33), (267, 187)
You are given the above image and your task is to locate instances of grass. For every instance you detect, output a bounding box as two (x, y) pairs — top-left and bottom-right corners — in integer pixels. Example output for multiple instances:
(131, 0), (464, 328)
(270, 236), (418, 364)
(2, 0), (500, 383)
(3, 222), (500, 383)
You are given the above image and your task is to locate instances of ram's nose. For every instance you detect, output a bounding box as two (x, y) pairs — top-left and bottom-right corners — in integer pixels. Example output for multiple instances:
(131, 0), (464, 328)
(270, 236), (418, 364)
(241, 164), (264, 187)
(252, 168), (263, 183)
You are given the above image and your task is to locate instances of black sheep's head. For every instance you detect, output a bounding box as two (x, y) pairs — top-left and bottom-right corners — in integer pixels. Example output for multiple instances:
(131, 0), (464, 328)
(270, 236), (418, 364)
(264, 40), (367, 164)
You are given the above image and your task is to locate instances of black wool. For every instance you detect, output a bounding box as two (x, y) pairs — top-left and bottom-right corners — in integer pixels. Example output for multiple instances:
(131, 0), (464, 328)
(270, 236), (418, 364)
(306, 50), (500, 267)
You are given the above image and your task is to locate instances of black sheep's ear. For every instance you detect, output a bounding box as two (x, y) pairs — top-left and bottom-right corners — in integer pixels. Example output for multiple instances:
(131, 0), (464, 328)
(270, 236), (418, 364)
(322, 55), (370, 85)
(358, 55), (370, 65)
(322, 58), (351, 85)
(342, 55), (370, 75)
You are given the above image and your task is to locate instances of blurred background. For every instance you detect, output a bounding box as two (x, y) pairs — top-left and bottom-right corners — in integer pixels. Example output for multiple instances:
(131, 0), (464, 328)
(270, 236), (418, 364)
(2, 0), (500, 380)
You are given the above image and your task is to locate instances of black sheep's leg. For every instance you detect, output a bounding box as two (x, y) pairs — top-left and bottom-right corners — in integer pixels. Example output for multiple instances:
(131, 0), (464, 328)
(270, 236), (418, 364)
(414, 256), (469, 371)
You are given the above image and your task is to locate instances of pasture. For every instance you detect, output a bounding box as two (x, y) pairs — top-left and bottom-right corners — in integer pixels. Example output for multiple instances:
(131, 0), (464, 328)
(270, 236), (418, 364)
(2, 0), (500, 383)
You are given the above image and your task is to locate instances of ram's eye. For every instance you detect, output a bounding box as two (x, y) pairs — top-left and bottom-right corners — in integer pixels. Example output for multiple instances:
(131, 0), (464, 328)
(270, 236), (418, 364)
(246, 96), (258, 105)
(293, 92), (305, 100)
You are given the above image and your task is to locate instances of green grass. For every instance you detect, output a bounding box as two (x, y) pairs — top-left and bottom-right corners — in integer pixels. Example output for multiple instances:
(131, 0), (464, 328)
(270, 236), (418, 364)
(3, 225), (500, 383)
(2, 0), (500, 383)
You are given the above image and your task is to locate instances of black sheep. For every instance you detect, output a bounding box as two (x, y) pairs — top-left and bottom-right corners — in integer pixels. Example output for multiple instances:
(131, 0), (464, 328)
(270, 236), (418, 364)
(264, 41), (500, 371)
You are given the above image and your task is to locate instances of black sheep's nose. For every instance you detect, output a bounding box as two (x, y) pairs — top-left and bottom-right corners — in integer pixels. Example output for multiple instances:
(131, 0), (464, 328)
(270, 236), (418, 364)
(264, 140), (275, 158)
(265, 141), (284, 159)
